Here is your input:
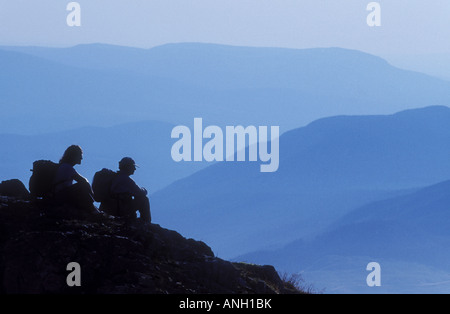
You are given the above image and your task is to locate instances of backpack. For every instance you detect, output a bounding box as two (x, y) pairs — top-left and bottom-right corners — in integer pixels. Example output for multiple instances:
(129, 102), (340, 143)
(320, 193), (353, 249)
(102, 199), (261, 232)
(92, 168), (117, 202)
(29, 160), (59, 199)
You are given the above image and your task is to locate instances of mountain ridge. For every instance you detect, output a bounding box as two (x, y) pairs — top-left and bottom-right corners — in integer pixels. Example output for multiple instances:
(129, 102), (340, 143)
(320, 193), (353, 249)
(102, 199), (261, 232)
(3, 43), (450, 134)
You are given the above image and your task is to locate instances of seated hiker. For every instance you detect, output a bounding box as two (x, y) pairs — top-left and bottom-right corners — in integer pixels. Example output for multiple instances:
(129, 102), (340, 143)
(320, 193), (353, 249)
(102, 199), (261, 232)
(100, 157), (151, 223)
(53, 145), (99, 214)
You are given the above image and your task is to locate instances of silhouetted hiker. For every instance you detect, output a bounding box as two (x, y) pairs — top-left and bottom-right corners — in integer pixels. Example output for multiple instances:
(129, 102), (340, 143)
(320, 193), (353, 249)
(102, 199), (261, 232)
(53, 145), (99, 214)
(99, 157), (151, 223)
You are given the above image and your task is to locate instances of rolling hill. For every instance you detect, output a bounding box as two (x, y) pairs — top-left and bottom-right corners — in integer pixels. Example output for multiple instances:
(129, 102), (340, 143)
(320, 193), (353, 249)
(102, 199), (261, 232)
(236, 179), (450, 293)
(152, 106), (450, 258)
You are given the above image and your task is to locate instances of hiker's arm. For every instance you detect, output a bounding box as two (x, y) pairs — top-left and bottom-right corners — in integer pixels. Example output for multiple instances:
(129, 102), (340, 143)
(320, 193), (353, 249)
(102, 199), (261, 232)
(129, 179), (147, 197)
(139, 187), (148, 196)
(73, 170), (89, 184)
(132, 185), (147, 197)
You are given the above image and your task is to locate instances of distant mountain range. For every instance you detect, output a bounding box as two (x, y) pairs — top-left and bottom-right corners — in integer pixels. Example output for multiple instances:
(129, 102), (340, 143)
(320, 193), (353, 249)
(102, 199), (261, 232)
(152, 106), (450, 259)
(3, 43), (450, 134)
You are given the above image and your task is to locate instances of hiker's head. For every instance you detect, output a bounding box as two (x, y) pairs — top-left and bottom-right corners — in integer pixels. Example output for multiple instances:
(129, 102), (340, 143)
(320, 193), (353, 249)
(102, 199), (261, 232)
(60, 145), (83, 166)
(119, 157), (138, 175)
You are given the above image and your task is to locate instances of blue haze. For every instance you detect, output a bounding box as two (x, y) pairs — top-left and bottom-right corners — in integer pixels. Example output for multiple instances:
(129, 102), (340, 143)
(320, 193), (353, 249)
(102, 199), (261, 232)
(3, 44), (450, 293)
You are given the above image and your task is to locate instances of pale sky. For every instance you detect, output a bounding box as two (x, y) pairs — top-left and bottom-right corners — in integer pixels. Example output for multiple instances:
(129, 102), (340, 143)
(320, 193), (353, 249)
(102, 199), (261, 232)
(0, 0), (450, 55)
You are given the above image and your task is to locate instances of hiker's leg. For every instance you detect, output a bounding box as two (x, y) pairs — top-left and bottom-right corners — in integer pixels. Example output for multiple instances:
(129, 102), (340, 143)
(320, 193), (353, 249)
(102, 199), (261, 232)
(53, 188), (69, 206)
(100, 198), (119, 216)
(135, 195), (151, 223)
(118, 195), (136, 219)
(70, 182), (98, 213)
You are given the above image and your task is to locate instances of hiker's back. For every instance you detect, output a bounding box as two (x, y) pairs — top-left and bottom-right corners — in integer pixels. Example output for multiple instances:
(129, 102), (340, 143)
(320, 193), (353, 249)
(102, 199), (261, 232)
(53, 163), (77, 194)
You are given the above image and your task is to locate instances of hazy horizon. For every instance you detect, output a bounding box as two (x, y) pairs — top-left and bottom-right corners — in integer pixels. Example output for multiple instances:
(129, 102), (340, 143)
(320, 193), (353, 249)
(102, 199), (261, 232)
(1, 1), (450, 55)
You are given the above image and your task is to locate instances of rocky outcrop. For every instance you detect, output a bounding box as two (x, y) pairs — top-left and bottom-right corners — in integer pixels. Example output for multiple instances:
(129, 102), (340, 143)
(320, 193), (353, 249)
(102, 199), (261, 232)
(0, 179), (30, 200)
(0, 195), (301, 294)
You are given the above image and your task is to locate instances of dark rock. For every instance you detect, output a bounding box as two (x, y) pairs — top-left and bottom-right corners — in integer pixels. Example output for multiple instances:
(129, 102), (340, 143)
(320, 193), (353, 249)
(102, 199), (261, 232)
(0, 179), (30, 200)
(0, 198), (301, 294)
